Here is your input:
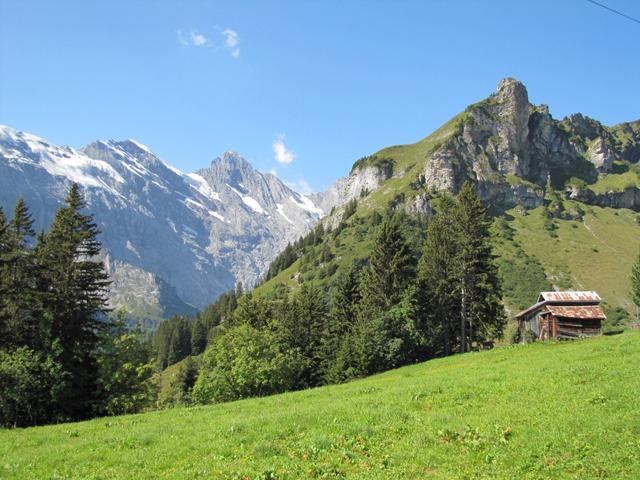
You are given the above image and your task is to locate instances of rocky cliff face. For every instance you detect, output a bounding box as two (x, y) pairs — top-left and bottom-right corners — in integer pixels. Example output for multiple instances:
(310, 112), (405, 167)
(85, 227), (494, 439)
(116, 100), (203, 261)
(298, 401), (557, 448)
(316, 78), (640, 225)
(310, 165), (391, 214)
(333, 78), (640, 213)
(0, 126), (323, 321)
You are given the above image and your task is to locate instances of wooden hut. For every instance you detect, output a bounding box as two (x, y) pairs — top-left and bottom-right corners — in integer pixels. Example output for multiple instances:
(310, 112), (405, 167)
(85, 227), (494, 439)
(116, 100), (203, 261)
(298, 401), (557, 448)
(515, 291), (606, 341)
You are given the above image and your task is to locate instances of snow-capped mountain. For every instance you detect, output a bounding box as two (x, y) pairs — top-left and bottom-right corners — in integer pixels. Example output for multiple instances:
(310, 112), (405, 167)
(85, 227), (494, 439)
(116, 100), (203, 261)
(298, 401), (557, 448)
(0, 125), (324, 321)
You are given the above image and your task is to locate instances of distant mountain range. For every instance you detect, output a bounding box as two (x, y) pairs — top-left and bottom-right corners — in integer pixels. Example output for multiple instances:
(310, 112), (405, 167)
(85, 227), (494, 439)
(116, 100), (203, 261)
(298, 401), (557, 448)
(4, 77), (640, 322)
(0, 126), (325, 323)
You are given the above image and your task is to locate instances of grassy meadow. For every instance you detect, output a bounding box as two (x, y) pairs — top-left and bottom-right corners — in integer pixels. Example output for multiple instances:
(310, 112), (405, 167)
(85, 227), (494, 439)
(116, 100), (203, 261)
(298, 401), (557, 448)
(2, 331), (639, 479)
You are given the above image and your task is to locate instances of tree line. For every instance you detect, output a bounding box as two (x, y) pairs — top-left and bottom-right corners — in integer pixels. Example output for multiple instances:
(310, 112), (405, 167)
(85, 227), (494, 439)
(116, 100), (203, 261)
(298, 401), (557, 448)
(0, 181), (505, 426)
(0, 185), (154, 427)
(155, 182), (506, 404)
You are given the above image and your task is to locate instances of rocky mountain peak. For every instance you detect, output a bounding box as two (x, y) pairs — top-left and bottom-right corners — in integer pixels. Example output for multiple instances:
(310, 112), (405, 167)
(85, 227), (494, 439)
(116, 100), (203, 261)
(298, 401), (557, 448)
(0, 127), (324, 322)
(492, 77), (531, 137)
(495, 77), (529, 104)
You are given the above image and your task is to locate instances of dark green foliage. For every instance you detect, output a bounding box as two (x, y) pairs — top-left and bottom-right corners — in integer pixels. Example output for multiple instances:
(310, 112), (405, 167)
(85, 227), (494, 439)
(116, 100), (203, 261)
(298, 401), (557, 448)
(456, 183), (506, 350)
(413, 196), (461, 356)
(496, 253), (551, 312)
(0, 185), (113, 422)
(359, 215), (416, 314)
(190, 317), (208, 355)
(153, 315), (192, 369)
(350, 155), (394, 177)
(602, 303), (630, 327)
(35, 184), (111, 419)
(232, 293), (277, 329)
(192, 324), (303, 403)
(277, 284), (328, 386)
(0, 347), (67, 427)
(412, 185), (505, 355)
(0, 199), (40, 351)
(159, 357), (199, 407)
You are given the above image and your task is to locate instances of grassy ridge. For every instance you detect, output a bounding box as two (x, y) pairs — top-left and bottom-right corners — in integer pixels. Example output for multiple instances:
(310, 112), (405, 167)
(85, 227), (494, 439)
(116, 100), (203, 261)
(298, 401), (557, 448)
(2, 332), (639, 479)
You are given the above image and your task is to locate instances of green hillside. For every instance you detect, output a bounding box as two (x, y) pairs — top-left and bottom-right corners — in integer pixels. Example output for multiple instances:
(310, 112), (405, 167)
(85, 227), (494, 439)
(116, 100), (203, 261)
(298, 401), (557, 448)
(257, 81), (640, 319)
(257, 200), (640, 317)
(2, 332), (639, 479)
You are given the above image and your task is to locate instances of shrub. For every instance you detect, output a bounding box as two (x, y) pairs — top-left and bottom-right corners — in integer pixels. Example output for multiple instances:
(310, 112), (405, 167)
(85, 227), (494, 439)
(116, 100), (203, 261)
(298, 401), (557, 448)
(0, 347), (67, 427)
(192, 324), (303, 403)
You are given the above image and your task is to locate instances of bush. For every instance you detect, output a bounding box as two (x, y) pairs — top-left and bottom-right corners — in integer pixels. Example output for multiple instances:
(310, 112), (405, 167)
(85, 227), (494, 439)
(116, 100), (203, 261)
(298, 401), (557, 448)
(192, 324), (303, 404)
(0, 347), (67, 427)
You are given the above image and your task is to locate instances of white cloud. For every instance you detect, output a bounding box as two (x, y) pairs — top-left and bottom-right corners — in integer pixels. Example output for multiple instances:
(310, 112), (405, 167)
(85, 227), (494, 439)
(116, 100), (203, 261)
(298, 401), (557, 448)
(177, 30), (210, 47)
(272, 134), (295, 165)
(221, 28), (240, 58)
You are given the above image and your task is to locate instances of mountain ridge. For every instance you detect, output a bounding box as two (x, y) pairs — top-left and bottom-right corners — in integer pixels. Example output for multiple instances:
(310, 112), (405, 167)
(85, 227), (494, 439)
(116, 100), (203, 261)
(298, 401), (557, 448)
(257, 78), (640, 315)
(0, 125), (324, 323)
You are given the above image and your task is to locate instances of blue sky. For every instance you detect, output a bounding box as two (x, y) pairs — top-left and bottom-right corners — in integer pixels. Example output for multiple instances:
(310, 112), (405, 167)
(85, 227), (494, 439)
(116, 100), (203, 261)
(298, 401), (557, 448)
(1, 1), (639, 192)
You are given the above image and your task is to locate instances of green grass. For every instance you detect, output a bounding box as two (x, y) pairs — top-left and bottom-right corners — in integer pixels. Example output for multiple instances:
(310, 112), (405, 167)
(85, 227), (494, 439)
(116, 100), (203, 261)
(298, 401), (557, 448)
(2, 332), (640, 479)
(507, 203), (640, 311)
(588, 170), (639, 193)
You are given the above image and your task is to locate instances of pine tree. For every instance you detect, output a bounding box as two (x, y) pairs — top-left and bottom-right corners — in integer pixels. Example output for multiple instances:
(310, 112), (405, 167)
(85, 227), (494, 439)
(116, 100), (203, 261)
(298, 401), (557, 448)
(456, 182), (505, 351)
(630, 249), (640, 321)
(36, 183), (111, 419)
(0, 199), (40, 350)
(279, 284), (328, 387)
(0, 207), (10, 344)
(360, 215), (415, 315)
(190, 316), (208, 355)
(166, 317), (192, 366)
(321, 264), (362, 379)
(413, 195), (460, 356)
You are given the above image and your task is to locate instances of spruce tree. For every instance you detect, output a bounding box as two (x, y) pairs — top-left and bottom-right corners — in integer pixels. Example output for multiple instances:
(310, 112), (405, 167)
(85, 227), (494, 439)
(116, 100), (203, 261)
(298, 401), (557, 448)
(413, 195), (461, 356)
(166, 317), (192, 366)
(0, 199), (40, 350)
(190, 316), (208, 355)
(0, 207), (9, 345)
(36, 183), (111, 419)
(360, 215), (415, 315)
(279, 284), (328, 387)
(321, 264), (362, 379)
(456, 182), (505, 351)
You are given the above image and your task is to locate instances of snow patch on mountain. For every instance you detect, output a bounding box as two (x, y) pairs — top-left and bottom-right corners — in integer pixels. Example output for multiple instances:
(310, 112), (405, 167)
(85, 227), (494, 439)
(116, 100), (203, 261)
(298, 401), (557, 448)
(276, 203), (294, 225)
(290, 194), (324, 215)
(185, 173), (220, 201)
(0, 125), (327, 319)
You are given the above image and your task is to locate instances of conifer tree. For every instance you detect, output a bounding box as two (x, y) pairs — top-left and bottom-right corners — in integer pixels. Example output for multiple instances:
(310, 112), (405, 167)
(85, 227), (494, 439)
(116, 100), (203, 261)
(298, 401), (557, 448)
(190, 317), (208, 355)
(279, 284), (328, 387)
(0, 198), (40, 350)
(360, 215), (415, 315)
(0, 207), (10, 345)
(321, 264), (362, 379)
(167, 317), (191, 365)
(36, 183), (111, 418)
(413, 195), (460, 356)
(456, 182), (505, 351)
